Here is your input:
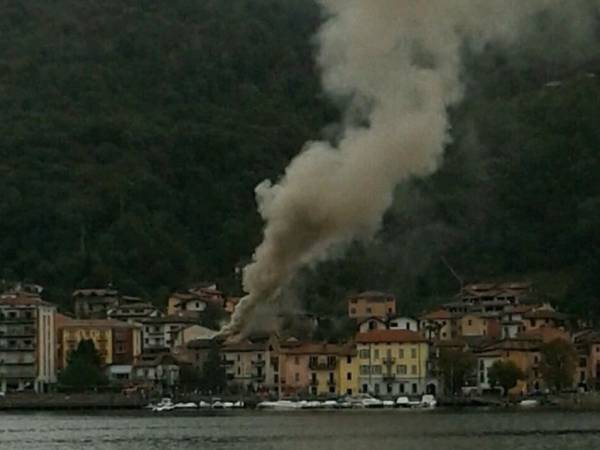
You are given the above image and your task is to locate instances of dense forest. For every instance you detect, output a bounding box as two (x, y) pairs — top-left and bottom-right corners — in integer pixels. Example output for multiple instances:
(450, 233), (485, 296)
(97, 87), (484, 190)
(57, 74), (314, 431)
(0, 1), (598, 323)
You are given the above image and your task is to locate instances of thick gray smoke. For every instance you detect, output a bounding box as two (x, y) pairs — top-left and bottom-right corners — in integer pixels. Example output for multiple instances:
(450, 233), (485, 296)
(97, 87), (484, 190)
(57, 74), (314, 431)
(220, 0), (600, 337)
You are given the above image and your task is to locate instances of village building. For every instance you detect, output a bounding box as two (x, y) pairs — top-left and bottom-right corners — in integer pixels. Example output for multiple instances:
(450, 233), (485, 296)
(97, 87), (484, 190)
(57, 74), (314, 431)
(73, 288), (120, 319)
(574, 331), (600, 390)
(55, 316), (142, 375)
(522, 308), (568, 332)
(140, 315), (199, 351)
(277, 342), (356, 397)
(356, 330), (431, 397)
(476, 338), (543, 395)
(221, 335), (279, 395)
(358, 316), (419, 333)
(347, 291), (396, 320)
(132, 353), (182, 393)
(419, 309), (457, 341)
(167, 284), (226, 316)
(0, 290), (56, 393)
(107, 300), (161, 324)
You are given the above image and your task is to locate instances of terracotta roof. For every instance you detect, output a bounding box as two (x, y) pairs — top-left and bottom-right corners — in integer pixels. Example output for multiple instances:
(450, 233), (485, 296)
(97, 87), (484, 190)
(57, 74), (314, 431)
(0, 293), (53, 307)
(481, 338), (541, 352)
(356, 330), (425, 344)
(348, 291), (395, 301)
(420, 309), (454, 320)
(58, 318), (139, 329)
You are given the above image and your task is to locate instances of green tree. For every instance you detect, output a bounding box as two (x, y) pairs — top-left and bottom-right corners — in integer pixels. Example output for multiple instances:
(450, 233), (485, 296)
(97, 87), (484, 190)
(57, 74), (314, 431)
(488, 360), (525, 396)
(437, 349), (476, 395)
(200, 342), (226, 394)
(540, 339), (577, 393)
(58, 339), (108, 392)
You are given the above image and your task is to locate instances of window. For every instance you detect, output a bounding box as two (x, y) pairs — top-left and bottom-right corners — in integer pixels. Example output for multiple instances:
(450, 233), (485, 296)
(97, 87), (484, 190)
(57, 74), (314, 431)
(411, 348), (417, 359)
(468, 320), (472, 326)
(374, 349), (379, 359)
(295, 373), (300, 382)
(257, 353), (262, 360)
(399, 383), (405, 393)
(359, 349), (370, 359)
(374, 383), (380, 394)
(412, 383), (417, 393)
(387, 384), (393, 394)
(398, 349), (404, 359)
(295, 356), (300, 365)
(411, 365), (417, 375)
(347, 372), (352, 380)
(397, 365), (407, 375)
(237, 354), (241, 362)
(274, 374), (279, 383)
(362, 384), (368, 393)
(531, 319), (537, 327)
(371, 365), (382, 375)
(347, 356), (352, 364)
(479, 360), (484, 370)
(366, 307), (372, 314)
(347, 389), (353, 395)
(237, 367), (241, 375)
(360, 365), (370, 375)
(329, 386), (335, 393)
(480, 373), (484, 383)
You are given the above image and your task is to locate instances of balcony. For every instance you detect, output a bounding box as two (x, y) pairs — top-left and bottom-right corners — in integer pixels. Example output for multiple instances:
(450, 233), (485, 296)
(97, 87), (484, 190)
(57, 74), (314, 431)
(382, 357), (396, 365)
(383, 374), (396, 381)
(327, 379), (336, 387)
(308, 360), (337, 370)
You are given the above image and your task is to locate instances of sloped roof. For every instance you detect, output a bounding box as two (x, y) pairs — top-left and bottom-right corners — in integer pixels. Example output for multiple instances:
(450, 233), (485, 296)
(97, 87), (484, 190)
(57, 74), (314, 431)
(0, 293), (53, 307)
(348, 291), (395, 301)
(356, 330), (425, 344)
(420, 309), (454, 320)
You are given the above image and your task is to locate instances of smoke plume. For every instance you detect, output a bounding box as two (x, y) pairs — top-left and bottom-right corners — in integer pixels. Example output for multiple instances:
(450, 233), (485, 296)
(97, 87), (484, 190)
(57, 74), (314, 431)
(220, 0), (600, 337)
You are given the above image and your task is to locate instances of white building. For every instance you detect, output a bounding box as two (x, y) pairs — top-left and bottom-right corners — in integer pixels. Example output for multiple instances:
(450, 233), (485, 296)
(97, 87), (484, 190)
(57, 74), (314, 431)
(0, 290), (56, 392)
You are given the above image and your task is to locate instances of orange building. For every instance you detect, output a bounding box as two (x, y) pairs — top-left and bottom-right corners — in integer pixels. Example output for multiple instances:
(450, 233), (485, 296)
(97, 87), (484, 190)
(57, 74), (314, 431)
(348, 292), (396, 320)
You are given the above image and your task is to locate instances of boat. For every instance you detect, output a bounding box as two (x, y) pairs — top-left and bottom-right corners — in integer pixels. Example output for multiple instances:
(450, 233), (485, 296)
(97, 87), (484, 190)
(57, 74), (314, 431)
(151, 398), (175, 412)
(519, 399), (539, 407)
(345, 394), (383, 408)
(256, 400), (301, 410)
(174, 402), (198, 409)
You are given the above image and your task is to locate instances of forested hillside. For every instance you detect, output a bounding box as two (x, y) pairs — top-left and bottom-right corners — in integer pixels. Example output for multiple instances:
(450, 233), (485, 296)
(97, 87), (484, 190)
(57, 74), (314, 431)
(0, 1), (598, 320)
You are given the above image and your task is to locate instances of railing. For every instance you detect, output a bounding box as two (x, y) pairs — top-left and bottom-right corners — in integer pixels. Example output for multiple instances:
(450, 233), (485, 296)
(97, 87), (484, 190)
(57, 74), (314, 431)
(383, 374), (396, 381)
(382, 357), (396, 365)
(308, 361), (337, 370)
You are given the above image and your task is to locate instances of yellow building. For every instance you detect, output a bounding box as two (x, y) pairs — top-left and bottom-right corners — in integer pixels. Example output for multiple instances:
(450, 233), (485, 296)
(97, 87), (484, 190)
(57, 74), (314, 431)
(337, 345), (359, 396)
(356, 330), (431, 397)
(56, 316), (141, 369)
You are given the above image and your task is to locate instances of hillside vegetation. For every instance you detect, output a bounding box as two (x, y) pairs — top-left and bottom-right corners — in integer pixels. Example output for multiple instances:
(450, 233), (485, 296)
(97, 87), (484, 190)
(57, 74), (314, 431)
(0, 1), (598, 321)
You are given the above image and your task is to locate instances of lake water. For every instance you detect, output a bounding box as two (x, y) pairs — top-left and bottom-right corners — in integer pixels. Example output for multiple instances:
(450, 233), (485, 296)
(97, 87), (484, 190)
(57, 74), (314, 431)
(2, 409), (600, 450)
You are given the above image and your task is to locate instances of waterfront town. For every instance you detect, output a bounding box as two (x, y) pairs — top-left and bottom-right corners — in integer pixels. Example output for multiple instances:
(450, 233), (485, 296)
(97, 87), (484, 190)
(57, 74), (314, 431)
(0, 279), (596, 405)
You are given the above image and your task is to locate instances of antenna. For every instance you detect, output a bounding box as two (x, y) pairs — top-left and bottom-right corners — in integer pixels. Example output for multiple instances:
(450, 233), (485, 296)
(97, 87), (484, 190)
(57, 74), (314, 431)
(441, 256), (463, 290)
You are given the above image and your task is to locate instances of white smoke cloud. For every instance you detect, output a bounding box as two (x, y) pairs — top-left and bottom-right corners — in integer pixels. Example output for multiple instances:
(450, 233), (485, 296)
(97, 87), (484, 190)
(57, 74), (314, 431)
(220, 0), (600, 337)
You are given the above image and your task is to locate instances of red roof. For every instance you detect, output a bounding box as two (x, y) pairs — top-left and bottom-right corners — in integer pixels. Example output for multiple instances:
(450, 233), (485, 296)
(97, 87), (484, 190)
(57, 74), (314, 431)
(356, 330), (425, 344)
(420, 309), (453, 320)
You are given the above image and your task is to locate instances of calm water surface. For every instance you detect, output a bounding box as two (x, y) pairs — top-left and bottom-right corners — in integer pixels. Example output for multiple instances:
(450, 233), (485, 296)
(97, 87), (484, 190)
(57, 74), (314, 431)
(1, 409), (600, 450)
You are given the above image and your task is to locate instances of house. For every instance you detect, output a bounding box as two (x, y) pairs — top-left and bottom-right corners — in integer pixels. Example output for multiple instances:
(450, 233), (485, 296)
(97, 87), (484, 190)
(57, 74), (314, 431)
(458, 314), (488, 337)
(141, 315), (199, 351)
(347, 291), (396, 320)
(573, 330), (600, 389)
(278, 342), (355, 397)
(56, 316), (142, 369)
(0, 290), (56, 393)
(419, 309), (457, 341)
(500, 305), (531, 338)
(107, 301), (161, 324)
(476, 338), (543, 395)
(73, 288), (120, 319)
(167, 284), (225, 316)
(180, 337), (219, 373)
(132, 353), (182, 393)
(388, 316), (419, 332)
(358, 316), (419, 333)
(175, 324), (218, 346)
(523, 308), (568, 332)
(221, 335), (279, 395)
(356, 330), (430, 397)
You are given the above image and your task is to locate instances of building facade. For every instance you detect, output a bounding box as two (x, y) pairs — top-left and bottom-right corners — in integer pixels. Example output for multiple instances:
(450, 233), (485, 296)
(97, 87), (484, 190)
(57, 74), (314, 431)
(0, 291), (56, 392)
(348, 292), (396, 320)
(73, 288), (120, 319)
(356, 330), (429, 397)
